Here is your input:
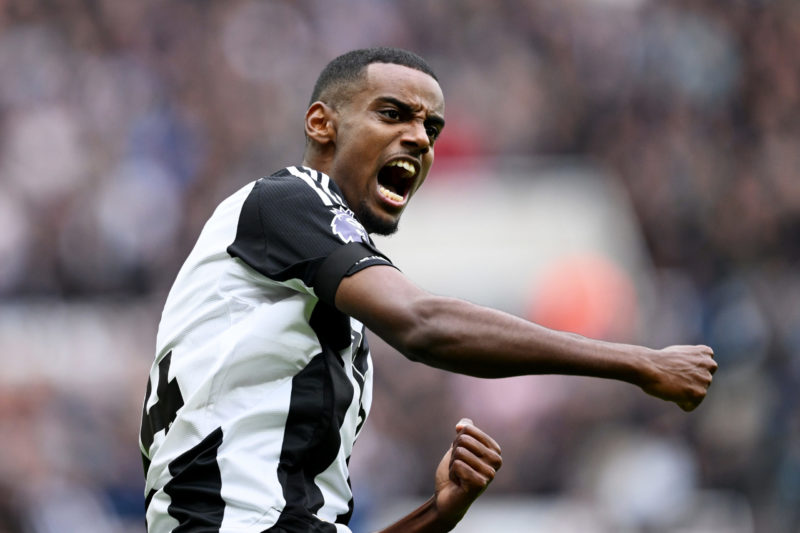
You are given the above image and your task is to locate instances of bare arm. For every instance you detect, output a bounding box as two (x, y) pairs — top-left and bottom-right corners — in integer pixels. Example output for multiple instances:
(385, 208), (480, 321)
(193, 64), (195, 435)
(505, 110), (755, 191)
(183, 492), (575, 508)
(375, 419), (502, 533)
(336, 265), (717, 411)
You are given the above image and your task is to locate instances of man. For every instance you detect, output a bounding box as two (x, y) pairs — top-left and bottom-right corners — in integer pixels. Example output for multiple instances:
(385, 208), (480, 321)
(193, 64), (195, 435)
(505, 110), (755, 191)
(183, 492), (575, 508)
(140, 47), (716, 532)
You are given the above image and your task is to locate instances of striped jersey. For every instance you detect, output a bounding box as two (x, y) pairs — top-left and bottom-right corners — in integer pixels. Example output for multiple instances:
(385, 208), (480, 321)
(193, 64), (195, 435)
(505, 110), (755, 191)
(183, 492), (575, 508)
(139, 166), (394, 532)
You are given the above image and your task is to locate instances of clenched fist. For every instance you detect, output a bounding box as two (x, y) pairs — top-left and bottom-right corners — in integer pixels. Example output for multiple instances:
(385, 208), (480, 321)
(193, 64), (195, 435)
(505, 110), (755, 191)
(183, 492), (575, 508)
(639, 344), (718, 411)
(433, 418), (503, 529)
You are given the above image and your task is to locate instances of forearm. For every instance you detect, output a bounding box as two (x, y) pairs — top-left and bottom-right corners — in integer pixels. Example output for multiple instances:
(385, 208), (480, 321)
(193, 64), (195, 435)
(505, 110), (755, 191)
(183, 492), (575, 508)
(374, 497), (455, 533)
(390, 295), (654, 383)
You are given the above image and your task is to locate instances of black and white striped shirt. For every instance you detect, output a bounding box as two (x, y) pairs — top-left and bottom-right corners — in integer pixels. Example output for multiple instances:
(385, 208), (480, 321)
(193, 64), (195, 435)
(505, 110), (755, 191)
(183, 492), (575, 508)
(140, 166), (394, 532)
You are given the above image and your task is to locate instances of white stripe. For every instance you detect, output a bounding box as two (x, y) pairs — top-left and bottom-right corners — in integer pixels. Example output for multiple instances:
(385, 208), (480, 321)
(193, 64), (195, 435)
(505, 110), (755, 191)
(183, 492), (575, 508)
(288, 166), (332, 206)
(314, 170), (346, 206)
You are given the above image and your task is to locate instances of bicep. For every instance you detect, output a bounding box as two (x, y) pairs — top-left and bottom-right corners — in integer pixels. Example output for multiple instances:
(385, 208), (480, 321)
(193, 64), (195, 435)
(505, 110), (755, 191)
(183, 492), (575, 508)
(335, 265), (430, 351)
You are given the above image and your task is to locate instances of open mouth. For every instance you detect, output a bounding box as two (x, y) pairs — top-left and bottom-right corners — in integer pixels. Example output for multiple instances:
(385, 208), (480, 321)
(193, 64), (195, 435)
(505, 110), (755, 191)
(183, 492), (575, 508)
(377, 159), (417, 205)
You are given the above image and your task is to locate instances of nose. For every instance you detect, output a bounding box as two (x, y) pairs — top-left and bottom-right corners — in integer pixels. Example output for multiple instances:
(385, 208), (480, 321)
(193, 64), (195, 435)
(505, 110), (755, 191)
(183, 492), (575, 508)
(401, 120), (430, 155)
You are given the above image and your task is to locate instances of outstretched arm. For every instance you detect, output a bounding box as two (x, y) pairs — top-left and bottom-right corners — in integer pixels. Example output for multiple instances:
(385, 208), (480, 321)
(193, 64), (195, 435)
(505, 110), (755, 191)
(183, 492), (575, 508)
(336, 265), (717, 411)
(376, 419), (502, 533)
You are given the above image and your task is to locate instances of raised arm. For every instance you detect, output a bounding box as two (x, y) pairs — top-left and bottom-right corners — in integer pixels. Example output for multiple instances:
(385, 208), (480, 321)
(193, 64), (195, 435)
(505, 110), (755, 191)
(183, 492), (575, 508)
(375, 419), (502, 533)
(335, 265), (717, 411)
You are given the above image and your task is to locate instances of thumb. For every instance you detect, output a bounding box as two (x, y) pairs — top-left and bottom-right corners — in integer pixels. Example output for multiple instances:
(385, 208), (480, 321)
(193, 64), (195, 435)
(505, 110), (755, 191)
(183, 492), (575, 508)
(455, 418), (473, 431)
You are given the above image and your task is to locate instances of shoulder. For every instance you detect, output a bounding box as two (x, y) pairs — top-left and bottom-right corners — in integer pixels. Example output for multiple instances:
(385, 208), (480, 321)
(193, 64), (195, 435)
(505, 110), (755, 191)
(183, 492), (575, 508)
(256, 166), (346, 208)
(245, 166), (362, 239)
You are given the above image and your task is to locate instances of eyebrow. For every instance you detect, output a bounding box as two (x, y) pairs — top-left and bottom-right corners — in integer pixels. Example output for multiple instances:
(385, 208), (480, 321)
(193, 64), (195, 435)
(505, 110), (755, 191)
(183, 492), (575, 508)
(377, 96), (446, 131)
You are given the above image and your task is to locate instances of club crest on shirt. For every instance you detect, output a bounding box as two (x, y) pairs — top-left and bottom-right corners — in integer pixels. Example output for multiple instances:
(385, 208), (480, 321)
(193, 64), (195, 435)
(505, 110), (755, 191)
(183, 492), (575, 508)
(330, 207), (368, 243)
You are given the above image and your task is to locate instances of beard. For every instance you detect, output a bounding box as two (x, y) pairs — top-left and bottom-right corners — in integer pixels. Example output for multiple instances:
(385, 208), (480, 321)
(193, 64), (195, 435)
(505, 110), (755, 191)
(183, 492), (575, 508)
(355, 198), (400, 236)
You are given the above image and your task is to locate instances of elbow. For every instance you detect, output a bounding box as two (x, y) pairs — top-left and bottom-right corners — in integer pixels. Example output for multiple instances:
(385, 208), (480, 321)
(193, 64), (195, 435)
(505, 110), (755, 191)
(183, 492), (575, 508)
(395, 295), (459, 366)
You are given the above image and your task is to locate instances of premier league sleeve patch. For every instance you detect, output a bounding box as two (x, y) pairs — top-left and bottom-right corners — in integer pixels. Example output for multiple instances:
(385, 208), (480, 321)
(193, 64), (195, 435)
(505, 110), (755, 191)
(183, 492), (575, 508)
(330, 207), (369, 244)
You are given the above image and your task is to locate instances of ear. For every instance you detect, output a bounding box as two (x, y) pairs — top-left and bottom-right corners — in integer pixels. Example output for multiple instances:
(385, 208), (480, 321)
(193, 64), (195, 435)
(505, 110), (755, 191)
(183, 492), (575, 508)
(305, 101), (336, 145)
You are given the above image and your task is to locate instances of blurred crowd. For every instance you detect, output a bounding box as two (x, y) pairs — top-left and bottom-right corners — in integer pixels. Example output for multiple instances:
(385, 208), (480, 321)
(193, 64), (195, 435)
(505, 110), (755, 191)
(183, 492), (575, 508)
(0, 0), (799, 531)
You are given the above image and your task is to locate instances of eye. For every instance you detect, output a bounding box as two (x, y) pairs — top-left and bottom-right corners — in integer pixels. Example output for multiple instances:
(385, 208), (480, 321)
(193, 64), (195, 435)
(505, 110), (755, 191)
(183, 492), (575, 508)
(425, 125), (442, 142)
(379, 109), (400, 120)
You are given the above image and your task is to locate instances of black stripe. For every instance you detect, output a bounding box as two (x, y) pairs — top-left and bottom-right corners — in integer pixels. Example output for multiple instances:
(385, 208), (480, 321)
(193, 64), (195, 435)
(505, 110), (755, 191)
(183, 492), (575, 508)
(144, 487), (157, 532)
(309, 301), (352, 354)
(336, 458), (355, 526)
(263, 513), (337, 533)
(273, 303), (355, 529)
(144, 487), (156, 512)
(164, 427), (225, 532)
(336, 336), (370, 526)
(353, 334), (370, 383)
(140, 377), (153, 453)
(351, 333), (369, 438)
(141, 453), (152, 484)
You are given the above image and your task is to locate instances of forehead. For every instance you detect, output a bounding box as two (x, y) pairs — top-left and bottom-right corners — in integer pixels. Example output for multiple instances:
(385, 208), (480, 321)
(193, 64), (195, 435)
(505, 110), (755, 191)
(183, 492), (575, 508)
(359, 63), (444, 114)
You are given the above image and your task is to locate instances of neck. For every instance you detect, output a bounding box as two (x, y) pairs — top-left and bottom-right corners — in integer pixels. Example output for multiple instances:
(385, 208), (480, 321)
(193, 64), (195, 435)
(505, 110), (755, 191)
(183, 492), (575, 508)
(301, 148), (332, 176)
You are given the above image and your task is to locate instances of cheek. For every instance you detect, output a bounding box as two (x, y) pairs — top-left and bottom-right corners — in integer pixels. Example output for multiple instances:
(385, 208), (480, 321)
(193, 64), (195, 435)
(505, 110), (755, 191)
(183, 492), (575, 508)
(340, 134), (376, 167)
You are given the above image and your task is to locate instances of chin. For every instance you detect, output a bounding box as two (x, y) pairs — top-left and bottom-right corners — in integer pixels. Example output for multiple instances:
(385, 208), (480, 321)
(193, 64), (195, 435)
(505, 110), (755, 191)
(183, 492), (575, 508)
(357, 200), (400, 236)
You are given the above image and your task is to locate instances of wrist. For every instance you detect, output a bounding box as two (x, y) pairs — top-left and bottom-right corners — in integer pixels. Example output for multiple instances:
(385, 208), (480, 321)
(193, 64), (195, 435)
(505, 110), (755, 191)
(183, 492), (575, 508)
(376, 496), (457, 533)
(626, 345), (658, 387)
(429, 495), (462, 533)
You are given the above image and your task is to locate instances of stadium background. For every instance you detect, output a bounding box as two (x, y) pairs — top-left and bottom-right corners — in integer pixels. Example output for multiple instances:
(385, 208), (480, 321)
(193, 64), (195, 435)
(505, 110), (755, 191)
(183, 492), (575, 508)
(0, 0), (798, 531)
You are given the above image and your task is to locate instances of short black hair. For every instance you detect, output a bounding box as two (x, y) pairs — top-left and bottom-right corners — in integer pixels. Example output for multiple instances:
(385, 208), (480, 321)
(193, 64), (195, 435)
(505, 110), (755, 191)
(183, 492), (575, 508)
(309, 47), (438, 107)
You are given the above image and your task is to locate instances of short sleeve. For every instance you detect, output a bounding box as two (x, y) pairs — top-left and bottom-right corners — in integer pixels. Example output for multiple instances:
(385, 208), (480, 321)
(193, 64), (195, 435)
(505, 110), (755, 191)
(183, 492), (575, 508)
(226, 167), (395, 304)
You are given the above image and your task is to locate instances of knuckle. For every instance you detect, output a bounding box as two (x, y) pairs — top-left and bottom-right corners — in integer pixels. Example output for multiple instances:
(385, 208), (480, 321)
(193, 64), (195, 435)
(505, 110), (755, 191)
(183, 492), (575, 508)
(451, 447), (467, 461)
(490, 451), (503, 470)
(453, 433), (473, 448)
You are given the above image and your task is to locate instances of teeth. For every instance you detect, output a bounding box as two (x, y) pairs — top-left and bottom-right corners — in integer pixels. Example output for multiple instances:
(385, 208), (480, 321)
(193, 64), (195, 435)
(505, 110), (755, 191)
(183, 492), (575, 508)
(379, 185), (404, 202)
(386, 160), (415, 177)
